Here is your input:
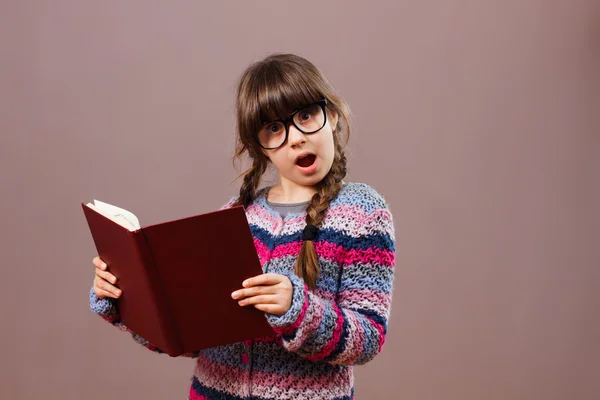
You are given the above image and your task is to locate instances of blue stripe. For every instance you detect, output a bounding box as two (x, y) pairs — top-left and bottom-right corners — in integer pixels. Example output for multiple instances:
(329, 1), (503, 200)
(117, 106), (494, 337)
(296, 300), (338, 351)
(350, 308), (388, 334)
(339, 269), (394, 294)
(324, 308), (350, 362)
(249, 225), (276, 248)
(315, 275), (339, 292)
(250, 225), (394, 252)
(356, 315), (378, 363)
(331, 183), (388, 211)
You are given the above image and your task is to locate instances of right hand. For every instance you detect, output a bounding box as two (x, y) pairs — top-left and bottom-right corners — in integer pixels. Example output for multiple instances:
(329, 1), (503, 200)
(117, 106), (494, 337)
(92, 256), (122, 299)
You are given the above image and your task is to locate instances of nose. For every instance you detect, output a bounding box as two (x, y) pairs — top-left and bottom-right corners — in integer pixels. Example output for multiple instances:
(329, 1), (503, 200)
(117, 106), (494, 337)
(287, 125), (306, 147)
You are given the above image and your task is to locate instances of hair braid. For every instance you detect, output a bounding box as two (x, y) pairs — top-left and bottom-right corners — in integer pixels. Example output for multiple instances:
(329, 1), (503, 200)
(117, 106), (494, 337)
(295, 137), (347, 289)
(234, 161), (267, 208)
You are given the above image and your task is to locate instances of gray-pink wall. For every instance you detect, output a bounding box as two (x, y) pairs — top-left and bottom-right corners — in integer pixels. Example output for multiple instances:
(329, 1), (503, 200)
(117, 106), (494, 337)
(2, 1), (599, 399)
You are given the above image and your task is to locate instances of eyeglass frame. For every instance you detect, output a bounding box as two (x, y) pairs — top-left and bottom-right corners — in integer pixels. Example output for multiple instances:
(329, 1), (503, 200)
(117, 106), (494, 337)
(255, 98), (329, 150)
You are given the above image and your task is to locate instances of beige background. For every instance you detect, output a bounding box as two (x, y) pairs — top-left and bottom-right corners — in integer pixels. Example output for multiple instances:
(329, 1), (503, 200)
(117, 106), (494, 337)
(1, 1), (599, 399)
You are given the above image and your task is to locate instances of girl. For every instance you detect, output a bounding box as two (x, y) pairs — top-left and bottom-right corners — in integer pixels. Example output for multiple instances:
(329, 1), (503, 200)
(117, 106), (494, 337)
(90, 53), (396, 400)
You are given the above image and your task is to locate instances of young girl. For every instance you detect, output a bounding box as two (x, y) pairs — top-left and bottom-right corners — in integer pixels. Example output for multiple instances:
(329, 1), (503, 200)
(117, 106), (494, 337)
(90, 53), (396, 400)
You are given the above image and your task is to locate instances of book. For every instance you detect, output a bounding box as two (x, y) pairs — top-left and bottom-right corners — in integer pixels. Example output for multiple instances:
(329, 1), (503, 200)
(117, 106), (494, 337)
(82, 199), (274, 357)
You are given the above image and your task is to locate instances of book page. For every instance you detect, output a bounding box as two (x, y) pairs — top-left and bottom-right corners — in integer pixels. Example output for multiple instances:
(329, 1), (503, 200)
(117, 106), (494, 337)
(85, 200), (141, 231)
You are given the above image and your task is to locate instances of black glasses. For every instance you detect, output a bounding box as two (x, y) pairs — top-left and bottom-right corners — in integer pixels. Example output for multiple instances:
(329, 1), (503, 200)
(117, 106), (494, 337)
(256, 99), (328, 150)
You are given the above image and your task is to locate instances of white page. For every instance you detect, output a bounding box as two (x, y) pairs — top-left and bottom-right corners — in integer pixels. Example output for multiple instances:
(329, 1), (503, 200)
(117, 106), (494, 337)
(91, 199), (141, 230)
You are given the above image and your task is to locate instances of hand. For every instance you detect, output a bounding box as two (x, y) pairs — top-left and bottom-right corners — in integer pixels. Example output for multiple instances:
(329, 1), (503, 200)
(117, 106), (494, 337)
(231, 273), (293, 316)
(92, 256), (122, 299)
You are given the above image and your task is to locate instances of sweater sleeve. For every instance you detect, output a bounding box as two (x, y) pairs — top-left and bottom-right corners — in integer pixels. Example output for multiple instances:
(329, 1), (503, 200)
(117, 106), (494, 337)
(266, 203), (396, 366)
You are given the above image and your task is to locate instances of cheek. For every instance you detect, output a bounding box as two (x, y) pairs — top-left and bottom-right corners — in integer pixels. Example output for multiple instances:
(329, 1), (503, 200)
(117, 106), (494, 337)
(269, 153), (291, 171)
(323, 132), (336, 162)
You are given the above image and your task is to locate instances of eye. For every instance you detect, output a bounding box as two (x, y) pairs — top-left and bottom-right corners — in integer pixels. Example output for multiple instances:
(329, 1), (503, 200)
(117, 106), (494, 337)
(295, 104), (321, 125)
(299, 111), (311, 122)
(266, 122), (284, 134)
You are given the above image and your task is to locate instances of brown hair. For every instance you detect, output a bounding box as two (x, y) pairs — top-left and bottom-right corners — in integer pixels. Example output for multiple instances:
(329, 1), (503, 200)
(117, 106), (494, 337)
(232, 53), (351, 289)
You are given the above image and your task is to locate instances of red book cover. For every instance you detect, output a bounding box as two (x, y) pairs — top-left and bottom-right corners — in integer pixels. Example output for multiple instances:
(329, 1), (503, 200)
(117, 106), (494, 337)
(82, 201), (274, 357)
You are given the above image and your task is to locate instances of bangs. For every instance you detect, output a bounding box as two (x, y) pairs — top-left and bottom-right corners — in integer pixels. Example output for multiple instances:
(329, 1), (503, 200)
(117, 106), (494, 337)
(246, 62), (324, 132)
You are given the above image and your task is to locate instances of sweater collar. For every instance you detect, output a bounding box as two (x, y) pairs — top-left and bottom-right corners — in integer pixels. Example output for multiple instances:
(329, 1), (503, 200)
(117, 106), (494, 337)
(254, 186), (309, 221)
(254, 182), (350, 220)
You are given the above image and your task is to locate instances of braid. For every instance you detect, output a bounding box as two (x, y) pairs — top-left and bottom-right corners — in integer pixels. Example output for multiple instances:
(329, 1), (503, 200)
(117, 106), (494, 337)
(235, 161), (267, 208)
(295, 138), (347, 289)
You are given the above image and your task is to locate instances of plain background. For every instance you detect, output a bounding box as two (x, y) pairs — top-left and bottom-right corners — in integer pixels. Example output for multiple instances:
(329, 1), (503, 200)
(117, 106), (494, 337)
(1, 1), (599, 399)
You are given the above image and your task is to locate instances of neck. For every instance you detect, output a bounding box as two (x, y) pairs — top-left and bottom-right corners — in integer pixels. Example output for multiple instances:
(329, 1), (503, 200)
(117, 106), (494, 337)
(268, 176), (317, 203)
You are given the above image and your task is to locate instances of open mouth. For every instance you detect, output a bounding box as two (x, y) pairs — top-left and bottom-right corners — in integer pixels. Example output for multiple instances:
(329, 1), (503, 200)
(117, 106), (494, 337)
(296, 154), (316, 168)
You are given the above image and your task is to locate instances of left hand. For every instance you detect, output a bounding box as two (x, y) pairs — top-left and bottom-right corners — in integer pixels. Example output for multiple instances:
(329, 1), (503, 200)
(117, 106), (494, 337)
(231, 273), (293, 316)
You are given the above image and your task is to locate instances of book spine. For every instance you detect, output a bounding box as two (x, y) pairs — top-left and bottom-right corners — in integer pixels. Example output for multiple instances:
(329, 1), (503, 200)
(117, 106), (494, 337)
(130, 230), (183, 356)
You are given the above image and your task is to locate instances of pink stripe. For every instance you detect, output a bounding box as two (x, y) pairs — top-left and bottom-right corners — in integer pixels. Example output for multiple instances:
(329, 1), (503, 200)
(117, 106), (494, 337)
(253, 238), (270, 266)
(324, 206), (393, 228)
(342, 246), (395, 267)
(188, 392), (209, 400)
(368, 316), (386, 351)
(250, 368), (351, 396)
(324, 204), (364, 217)
(263, 240), (394, 267)
(193, 354), (245, 395)
(269, 241), (303, 259)
(101, 315), (119, 323)
(246, 204), (279, 223)
(338, 289), (392, 313)
(306, 304), (345, 361)
(273, 284), (309, 335)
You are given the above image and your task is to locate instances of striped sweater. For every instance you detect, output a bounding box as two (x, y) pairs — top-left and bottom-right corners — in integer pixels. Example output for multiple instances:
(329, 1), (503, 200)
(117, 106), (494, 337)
(90, 182), (396, 400)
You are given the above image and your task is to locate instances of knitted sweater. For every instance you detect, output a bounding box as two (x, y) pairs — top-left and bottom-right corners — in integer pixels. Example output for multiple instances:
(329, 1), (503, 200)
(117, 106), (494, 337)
(90, 182), (396, 400)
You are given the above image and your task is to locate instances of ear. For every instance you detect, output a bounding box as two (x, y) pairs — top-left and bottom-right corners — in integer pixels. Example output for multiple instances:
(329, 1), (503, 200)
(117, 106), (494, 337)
(328, 109), (339, 131)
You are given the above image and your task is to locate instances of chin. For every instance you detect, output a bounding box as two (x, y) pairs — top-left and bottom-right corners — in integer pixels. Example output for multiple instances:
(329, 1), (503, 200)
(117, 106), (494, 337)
(296, 172), (329, 187)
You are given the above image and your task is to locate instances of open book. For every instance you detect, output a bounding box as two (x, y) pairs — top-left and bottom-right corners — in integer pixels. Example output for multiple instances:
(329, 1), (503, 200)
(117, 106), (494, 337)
(82, 200), (273, 357)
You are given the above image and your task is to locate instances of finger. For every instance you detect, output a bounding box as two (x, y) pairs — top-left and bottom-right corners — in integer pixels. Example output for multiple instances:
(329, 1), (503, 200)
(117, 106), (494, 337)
(96, 279), (122, 297)
(253, 303), (283, 315)
(93, 256), (108, 270)
(95, 288), (119, 299)
(95, 267), (117, 284)
(238, 295), (277, 306)
(242, 273), (285, 288)
(231, 285), (277, 300)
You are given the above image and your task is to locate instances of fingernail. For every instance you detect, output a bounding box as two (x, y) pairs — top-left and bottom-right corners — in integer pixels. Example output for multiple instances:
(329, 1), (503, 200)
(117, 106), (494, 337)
(242, 280), (249, 287)
(116, 289), (122, 296)
(238, 300), (245, 306)
(101, 262), (107, 269)
(111, 277), (116, 284)
(231, 291), (239, 299)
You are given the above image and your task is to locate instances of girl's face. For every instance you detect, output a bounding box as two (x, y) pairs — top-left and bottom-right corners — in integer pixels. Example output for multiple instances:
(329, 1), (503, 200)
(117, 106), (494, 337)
(260, 107), (338, 190)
